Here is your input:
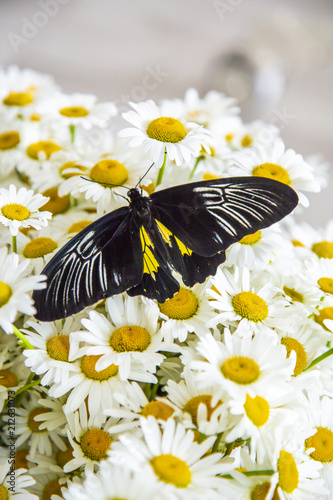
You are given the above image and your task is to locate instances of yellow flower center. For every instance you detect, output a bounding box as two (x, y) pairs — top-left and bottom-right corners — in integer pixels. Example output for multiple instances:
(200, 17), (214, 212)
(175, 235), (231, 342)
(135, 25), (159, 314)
(26, 141), (61, 160)
(252, 163), (291, 185)
(225, 133), (234, 142)
(56, 442), (74, 468)
(59, 162), (89, 179)
(244, 394), (269, 427)
(0, 369), (18, 388)
(150, 454), (191, 488)
(90, 159), (128, 186)
(202, 173), (220, 181)
(158, 288), (198, 320)
(30, 113), (41, 121)
(292, 239), (305, 247)
(59, 106), (89, 118)
(46, 335), (70, 362)
(251, 482), (280, 500)
(146, 117), (187, 143)
(15, 449), (29, 469)
(277, 450), (299, 493)
(27, 408), (51, 433)
(0, 282), (12, 307)
(3, 91), (33, 106)
(241, 134), (253, 147)
(0, 131), (20, 150)
(283, 286), (304, 303)
(81, 354), (118, 380)
(0, 485), (9, 500)
(221, 356), (260, 384)
(80, 428), (112, 461)
(318, 277), (333, 294)
(23, 237), (57, 259)
(312, 241), (333, 259)
(305, 427), (333, 462)
(141, 182), (155, 195)
(239, 230), (262, 245)
(1, 203), (30, 221)
(141, 401), (174, 421)
(42, 187), (70, 215)
(43, 479), (63, 500)
(281, 337), (307, 376)
(183, 394), (222, 427)
(315, 307), (333, 331)
(68, 220), (92, 233)
(231, 291), (268, 322)
(110, 325), (151, 352)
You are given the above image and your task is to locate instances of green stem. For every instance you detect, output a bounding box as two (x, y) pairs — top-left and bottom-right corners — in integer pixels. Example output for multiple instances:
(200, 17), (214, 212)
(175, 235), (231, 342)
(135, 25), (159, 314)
(12, 235), (17, 253)
(69, 124), (76, 143)
(304, 347), (333, 371)
(221, 469), (274, 479)
(12, 325), (34, 350)
(15, 377), (41, 397)
(188, 156), (203, 181)
(212, 432), (224, 453)
(155, 148), (167, 187)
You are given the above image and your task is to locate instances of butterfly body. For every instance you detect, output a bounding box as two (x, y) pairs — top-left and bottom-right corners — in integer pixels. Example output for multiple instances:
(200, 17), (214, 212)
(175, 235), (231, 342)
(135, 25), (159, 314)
(33, 177), (298, 321)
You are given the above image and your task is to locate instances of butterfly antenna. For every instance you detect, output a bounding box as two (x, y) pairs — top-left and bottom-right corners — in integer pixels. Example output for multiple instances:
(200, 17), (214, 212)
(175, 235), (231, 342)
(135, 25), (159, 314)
(135, 163), (155, 189)
(80, 176), (131, 190)
(80, 177), (130, 202)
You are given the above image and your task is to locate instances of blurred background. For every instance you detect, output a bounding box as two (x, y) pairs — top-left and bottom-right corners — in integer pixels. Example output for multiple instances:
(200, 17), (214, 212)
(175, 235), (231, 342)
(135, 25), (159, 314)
(0, 0), (332, 226)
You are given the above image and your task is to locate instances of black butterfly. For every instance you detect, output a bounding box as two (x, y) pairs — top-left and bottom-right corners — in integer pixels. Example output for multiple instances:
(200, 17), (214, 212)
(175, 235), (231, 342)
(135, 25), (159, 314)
(32, 176), (298, 321)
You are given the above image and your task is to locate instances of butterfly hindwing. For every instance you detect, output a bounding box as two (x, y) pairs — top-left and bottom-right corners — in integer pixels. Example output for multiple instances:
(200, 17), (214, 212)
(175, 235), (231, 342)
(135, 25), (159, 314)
(33, 207), (143, 321)
(150, 176), (298, 257)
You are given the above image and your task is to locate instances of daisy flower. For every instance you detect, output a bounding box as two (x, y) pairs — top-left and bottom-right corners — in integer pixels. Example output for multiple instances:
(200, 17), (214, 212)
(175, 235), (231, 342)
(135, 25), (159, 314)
(2, 388), (66, 459)
(105, 381), (177, 435)
(303, 391), (333, 492)
(225, 224), (287, 271)
(268, 443), (327, 500)
(22, 317), (82, 387)
(304, 257), (333, 301)
(40, 92), (117, 130)
(190, 328), (295, 403)
(64, 403), (118, 474)
(0, 65), (59, 121)
(0, 185), (52, 236)
(207, 266), (297, 334)
(225, 119), (279, 151)
(227, 138), (320, 207)
(153, 282), (215, 342)
(0, 456), (38, 500)
(0, 247), (45, 333)
(17, 226), (68, 274)
(58, 153), (146, 215)
(61, 461), (163, 500)
(225, 385), (300, 465)
(70, 295), (178, 383)
(0, 345), (31, 412)
(119, 99), (213, 170)
(109, 416), (235, 498)
(162, 87), (239, 131)
(0, 119), (29, 177)
(165, 367), (230, 436)
(48, 338), (135, 425)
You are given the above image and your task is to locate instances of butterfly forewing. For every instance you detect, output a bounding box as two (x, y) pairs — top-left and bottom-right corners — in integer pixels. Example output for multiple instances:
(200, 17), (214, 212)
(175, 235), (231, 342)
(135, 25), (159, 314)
(33, 207), (143, 321)
(150, 176), (298, 257)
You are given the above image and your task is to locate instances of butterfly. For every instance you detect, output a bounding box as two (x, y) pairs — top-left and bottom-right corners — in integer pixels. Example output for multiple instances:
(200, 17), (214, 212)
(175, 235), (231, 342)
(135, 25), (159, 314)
(32, 176), (298, 321)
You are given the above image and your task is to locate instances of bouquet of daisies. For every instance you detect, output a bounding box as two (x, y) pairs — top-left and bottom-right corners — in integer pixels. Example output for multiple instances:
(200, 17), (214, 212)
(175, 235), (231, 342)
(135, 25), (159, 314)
(0, 66), (332, 500)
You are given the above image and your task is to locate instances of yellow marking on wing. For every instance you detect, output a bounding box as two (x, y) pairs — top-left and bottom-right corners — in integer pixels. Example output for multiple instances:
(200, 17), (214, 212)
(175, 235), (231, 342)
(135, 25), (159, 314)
(156, 220), (192, 257)
(140, 227), (159, 275)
